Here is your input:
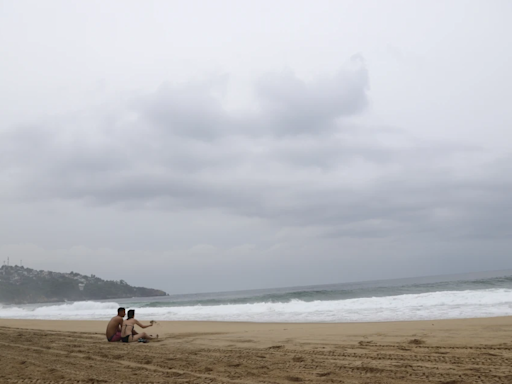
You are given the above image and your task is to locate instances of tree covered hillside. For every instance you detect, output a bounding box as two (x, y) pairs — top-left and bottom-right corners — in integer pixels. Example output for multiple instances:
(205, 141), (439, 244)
(0, 265), (167, 304)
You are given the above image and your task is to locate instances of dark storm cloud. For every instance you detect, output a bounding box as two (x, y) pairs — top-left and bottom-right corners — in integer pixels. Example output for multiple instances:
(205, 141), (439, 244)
(0, 63), (510, 242)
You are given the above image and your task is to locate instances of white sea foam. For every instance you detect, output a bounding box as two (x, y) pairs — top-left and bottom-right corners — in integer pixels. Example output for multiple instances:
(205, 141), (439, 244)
(1, 289), (511, 322)
(0, 301), (119, 320)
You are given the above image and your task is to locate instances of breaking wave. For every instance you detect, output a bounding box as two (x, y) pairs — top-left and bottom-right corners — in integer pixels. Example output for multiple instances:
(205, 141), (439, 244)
(1, 289), (511, 322)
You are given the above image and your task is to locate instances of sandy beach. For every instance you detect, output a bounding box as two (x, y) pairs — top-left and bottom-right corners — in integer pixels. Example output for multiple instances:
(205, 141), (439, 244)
(0, 317), (511, 383)
(0, 317), (512, 384)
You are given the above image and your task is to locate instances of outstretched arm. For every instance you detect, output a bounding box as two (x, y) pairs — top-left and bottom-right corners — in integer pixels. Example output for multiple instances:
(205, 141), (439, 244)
(134, 319), (153, 329)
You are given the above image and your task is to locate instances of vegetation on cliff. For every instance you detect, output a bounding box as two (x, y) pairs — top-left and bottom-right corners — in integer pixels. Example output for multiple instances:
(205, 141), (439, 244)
(0, 265), (167, 304)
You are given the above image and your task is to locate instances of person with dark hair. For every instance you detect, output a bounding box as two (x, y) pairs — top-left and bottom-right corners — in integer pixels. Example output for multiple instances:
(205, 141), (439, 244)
(106, 307), (126, 342)
(120, 309), (157, 343)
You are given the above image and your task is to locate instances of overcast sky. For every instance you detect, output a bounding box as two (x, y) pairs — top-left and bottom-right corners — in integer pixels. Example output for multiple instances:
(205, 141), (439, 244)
(1, 0), (511, 294)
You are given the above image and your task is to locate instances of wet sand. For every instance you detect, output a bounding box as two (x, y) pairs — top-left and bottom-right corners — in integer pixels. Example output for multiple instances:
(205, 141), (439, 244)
(1, 317), (512, 383)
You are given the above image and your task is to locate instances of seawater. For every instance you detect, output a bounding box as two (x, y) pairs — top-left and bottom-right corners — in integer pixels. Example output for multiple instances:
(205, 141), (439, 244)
(1, 269), (512, 322)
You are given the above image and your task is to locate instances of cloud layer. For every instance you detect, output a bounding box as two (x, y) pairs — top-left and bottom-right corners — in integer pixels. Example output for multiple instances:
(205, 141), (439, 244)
(1, 58), (510, 249)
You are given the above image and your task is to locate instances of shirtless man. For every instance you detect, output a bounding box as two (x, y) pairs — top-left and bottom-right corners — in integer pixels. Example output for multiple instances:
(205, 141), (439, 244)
(106, 307), (126, 342)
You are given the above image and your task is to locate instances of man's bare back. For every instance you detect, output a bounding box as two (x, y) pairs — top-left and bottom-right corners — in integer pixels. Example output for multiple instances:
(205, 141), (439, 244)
(106, 308), (125, 342)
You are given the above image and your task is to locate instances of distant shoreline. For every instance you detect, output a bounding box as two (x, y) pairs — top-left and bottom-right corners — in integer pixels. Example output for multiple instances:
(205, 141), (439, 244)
(0, 265), (166, 305)
(0, 294), (168, 306)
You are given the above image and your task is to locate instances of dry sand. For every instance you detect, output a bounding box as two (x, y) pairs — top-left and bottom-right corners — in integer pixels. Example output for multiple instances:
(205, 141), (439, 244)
(1, 317), (512, 383)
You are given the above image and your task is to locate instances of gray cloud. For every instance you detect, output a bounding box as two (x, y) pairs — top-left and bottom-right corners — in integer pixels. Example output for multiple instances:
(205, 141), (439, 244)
(255, 55), (369, 135)
(139, 80), (230, 141)
(1, 61), (510, 248)
(135, 56), (369, 141)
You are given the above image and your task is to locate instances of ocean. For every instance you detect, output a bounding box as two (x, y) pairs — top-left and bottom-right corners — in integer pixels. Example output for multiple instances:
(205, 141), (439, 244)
(1, 269), (512, 322)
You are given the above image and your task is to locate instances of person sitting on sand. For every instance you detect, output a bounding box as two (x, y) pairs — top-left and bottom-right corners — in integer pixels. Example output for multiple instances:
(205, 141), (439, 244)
(120, 309), (158, 343)
(106, 307), (139, 342)
(106, 307), (126, 342)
